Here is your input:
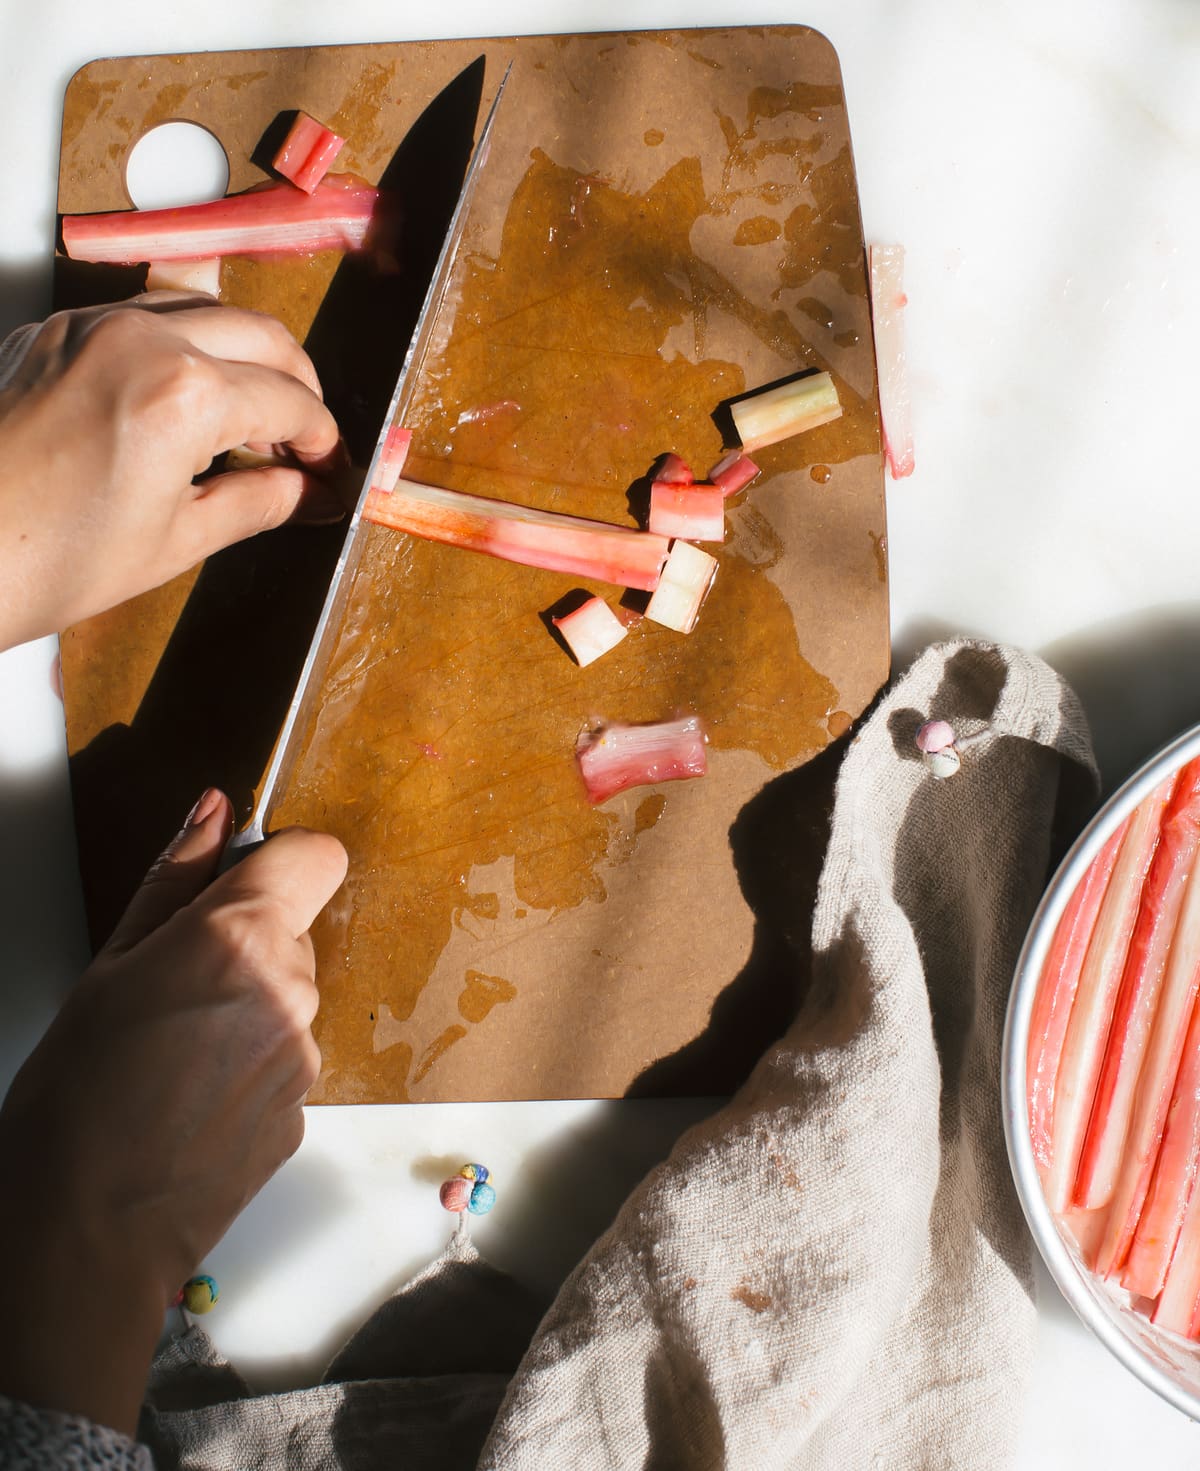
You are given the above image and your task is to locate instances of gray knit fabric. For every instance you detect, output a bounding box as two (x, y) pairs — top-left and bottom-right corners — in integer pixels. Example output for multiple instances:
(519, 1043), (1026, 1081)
(0, 641), (1097, 1470)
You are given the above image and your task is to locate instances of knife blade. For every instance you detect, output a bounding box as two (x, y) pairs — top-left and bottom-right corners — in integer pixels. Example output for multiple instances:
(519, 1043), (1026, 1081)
(223, 65), (510, 863)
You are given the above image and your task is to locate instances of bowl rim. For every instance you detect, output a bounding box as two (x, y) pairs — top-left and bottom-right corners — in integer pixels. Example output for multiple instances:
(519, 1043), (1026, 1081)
(1003, 719), (1200, 1419)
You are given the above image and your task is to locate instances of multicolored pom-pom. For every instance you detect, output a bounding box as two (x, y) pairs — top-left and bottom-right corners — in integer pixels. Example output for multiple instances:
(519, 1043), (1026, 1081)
(439, 1164), (496, 1218)
(182, 1275), (219, 1314)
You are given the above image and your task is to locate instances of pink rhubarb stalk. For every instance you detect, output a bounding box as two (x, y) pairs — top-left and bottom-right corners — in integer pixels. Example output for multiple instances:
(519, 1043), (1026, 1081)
(1027, 818), (1128, 1172)
(363, 479), (669, 592)
(62, 175), (386, 264)
(273, 112), (346, 194)
(1074, 758), (1200, 1209)
(1043, 775), (1175, 1214)
(576, 715), (707, 804)
(647, 482), (725, 543)
(1137, 985), (1200, 1318)
(552, 596), (630, 667)
(868, 242), (915, 479)
(1095, 792), (1200, 1280)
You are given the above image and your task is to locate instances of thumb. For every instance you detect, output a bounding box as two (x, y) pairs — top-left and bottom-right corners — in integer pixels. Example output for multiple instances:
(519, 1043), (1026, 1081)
(103, 788), (233, 955)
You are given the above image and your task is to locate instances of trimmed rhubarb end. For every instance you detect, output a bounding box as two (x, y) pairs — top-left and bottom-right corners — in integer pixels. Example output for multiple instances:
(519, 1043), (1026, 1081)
(61, 175), (388, 265)
(869, 243), (916, 480)
(576, 715), (708, 804)
(731, 371), (842, 453)
(647, 483), (725, 543)
(552, 596), (630, 667)
(644, 540), (718, 634)
(146, 256), (221, 296)
(653, 452), (693, 485)
(371, 425), (412, 495)
(273, 112), (346, 195)
(708, 450), (761, 499)
(363, 478), (669, 592)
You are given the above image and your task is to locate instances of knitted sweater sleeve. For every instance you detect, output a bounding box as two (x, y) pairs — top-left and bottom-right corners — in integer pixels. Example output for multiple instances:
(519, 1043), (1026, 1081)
(0, 1396), (153, 1469)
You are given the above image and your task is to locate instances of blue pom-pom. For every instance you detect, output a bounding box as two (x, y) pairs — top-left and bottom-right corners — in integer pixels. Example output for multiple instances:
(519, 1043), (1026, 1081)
(468, 1180), (496, 1215)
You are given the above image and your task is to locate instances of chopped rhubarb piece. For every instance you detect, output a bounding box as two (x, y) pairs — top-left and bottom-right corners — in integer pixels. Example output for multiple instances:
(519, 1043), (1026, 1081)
(61, 175), (387, 264)
(654, 453), (693, 485)
(1098, 832), (1200, 1283)
(1154, 1125), (1200, 1336)
(1027, 819), (1128, 1172)
(370, 426), (412, 495)
(146, 256), (221, 296)
(647, 482), (725, 543)
(708, 450), (761, 498)
(576, 715), (707, 804)
(869, 243), (915, 479)
(1043, 774), (1175, 1214)
(644, 540), (718, 634)
(273, 112), (346, 194)
(363, 479), (669, 591)
(1132, 982), (1200, 1310)
(730, 371), (842, 453)
(1075, 758), (1200, 1210)
(552, 596), (629, 667)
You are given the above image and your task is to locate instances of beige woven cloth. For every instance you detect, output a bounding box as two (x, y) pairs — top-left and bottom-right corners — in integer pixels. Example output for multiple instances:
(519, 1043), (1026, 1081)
(112, 639), (1095, 1470)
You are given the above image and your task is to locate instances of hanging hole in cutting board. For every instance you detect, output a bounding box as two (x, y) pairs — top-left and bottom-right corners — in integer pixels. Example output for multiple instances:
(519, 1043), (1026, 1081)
(125, 122), (229, 210)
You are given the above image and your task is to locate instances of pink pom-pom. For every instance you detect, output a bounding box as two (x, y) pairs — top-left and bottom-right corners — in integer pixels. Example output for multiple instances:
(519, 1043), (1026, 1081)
(915, 719), (955, 754)
(439, 1177), (473, 1212)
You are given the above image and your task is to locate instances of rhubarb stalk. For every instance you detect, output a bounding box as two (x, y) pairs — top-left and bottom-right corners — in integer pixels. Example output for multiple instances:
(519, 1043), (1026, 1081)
(363, 479), (669, 592)
(1133, 982), (1200, 1311)
(1042, 775), (1174, 1214)
(1027, 818), (1128, 1172)
(1074, 758), (1200, 1209)
(647, 482), (725, 543)
(1095, 797), (1200, 1280)
(62, 175), (388, 264)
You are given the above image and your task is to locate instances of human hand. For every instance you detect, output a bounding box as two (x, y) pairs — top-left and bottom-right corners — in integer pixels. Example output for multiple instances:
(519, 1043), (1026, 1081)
(0, 789), (347, 1433)
(0, 294), (344, 650)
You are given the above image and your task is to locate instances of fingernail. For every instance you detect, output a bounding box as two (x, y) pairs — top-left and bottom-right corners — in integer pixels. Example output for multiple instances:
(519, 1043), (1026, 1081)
(185, 788), (223, 830)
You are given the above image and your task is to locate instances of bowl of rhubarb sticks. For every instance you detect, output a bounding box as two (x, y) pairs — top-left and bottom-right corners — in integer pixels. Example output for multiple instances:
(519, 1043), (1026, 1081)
(1005, 724), (1200, 1416)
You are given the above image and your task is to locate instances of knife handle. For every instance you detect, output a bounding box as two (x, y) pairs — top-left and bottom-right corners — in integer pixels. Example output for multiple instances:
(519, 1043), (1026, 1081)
(218, 824), (266, 874)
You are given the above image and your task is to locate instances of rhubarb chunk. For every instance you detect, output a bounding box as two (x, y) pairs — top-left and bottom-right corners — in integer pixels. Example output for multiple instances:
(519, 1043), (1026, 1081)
(273, 112), (346, 194)
(647, 482), (725, 543)
(552, 596), (630, 667)
(576, 716), (707, 804)
(653, 453), (693, 485)
(869, 243), (915, 479)
(363, 479), (669, 591)
(370, 426), (412, 495)
(731, 371), (842, 453)
(62, 175), (387, 264)
(708, 450), (761, 498)
(644, 540), (718, 633)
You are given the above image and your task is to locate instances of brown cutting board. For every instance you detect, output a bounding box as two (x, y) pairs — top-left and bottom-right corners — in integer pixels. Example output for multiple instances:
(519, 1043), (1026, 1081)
(57, 29), (889, 1103)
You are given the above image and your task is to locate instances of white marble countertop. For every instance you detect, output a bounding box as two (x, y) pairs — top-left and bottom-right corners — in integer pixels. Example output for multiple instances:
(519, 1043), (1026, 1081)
(4, 0), (1200, 1461)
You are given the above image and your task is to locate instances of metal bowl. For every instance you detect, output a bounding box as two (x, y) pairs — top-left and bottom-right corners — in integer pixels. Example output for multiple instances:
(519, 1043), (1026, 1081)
(1003, 722), (1200, 1419)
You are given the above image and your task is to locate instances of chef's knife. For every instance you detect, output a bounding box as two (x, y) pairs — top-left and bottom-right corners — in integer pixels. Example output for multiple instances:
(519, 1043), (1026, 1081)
(222, 66), (510, 865)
